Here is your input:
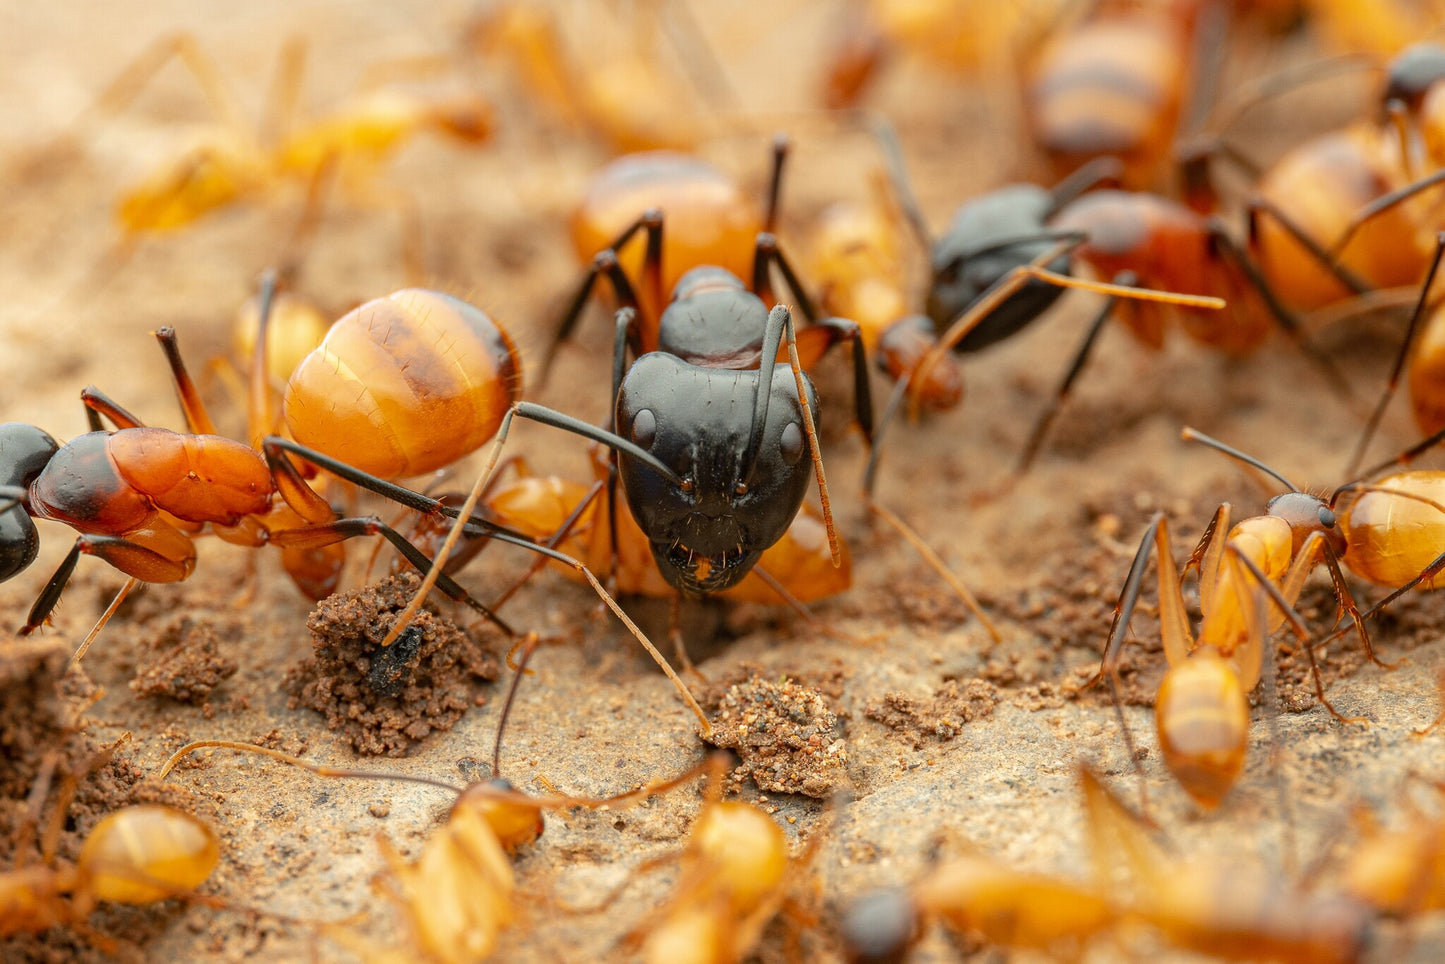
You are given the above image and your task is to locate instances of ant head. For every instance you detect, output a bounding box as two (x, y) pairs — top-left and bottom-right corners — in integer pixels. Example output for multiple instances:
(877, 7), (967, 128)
(926, 186), (1069, 352)
(1, 424), (58, 582)
(615, 353), (815, 594)
(1266, 491), (1346, 558)
(1384, 43), (1445, 113)
(839, 887), (919, 964)
(453, 779), (545, 853)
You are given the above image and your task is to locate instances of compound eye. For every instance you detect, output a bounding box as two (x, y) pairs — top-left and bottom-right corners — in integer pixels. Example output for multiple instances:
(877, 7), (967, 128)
(1319, 506), (1337, 528)
(780, 422), (804, 466)
(631, 409), (657, 448)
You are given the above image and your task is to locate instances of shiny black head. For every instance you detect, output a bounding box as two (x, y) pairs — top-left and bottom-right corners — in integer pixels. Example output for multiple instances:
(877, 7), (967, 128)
(615, 352), (815, 595)
(840, 887), (920, 964)
(927, 184), (1072, 353)
(1384, 43), (1445, 112)
(0, 423), (59, 582)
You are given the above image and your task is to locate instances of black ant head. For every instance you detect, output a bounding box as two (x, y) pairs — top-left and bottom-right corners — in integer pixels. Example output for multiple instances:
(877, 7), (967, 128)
(1384, 43), (1445, 114)
(839, 887), (920, 964)
(0, 424), (58, 582)
(926, 185), (1070, 353)
(657, 268), (768, 363)
(1266, 490), (1346, 558)
(616, 353), (815, 595)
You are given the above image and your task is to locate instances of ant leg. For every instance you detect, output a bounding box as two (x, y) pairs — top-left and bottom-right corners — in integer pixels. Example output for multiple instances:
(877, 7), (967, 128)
(66, 33), (252, 151)
(1014, 280), (1123, 474)
(752, 232), (819, 324)
(1245, 199), (1372, 295)
(1043, 156), (1125, 215)
(1346, 231), (1445, 477)
(73, 577), (142, 663)
(80, 386), (146, 431)
(1320, 541), (1400, 670)
(1326, 168), (1445, 263)
(668, 593), (703, 680)
(762, 134), (788, 234)
(1181, 504), (1231, 619)
(1230, 547), (1367, 725)
(264, 517), (516, 636)
(260, 36), (308, 147)
(1206, 223), (1361, 408)
(865, 114), (931, 251)
(789, 316), (875, 443)
(1416, 672), (1445, 736)
(21, 529), (196, 636)
(545, 213), (660, 377)
(152, 327), (218, 435)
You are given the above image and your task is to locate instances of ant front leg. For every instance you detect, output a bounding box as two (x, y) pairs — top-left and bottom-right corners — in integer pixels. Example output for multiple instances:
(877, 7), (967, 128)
(80, 387), (146, 432)
(21, 524), (196, 636)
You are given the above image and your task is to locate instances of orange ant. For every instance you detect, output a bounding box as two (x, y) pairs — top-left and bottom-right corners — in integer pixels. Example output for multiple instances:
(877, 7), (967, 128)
(817, 0), (1066, 110)
(617, 759), (802, 963)
(841, 764), (1376, 963)
(157, 638), (719, 962)
(2, 747), (221, 949)
(465, 0), (737, 154)
(1024, 0), (1219, 190)
(1338, 772), (1445, 917)
(46, 31), (493, 285)
(1094, 421), (1445, 808)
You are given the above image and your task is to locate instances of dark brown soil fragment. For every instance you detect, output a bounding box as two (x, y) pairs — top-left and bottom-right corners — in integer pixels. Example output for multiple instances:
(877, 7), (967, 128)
(865, 679), (999, 748)
(129, 617), (239, 704)
(701, 674), (849, 798)
(0, 638), (86, 799)
(284, 573), (500, 756)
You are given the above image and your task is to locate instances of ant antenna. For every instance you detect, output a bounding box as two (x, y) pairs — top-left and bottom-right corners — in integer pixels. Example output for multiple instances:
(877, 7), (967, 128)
(1345, 232), (1445, 477)
(157, 740), (466, 794)
(1179, 427), (1299, 492)
(492, 633), (540, 779)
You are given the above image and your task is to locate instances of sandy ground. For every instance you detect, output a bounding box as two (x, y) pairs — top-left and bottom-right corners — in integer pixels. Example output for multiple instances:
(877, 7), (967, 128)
(2, 1), (1444, 961)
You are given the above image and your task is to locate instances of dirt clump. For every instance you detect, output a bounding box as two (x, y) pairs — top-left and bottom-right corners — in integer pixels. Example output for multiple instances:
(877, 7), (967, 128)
(701, 673), (849, 798)
(865, 679), (999, 748)
(285, 573), (500, 756)
(129, 617), (239, 704)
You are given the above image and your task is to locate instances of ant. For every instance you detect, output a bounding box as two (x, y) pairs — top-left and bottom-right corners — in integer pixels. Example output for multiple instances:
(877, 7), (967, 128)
(617, 756), (805, 962)
(0, 281), (708, 730)
(465, 0), (737, 154)
(826, 131), (1304, 479)
(43, 31), (493, 285)
(817, 0), (1064, 110)
(158, 637), (720, 961)
(1, 745), (221, 949)
(841, 764), (1375, 963)
(1023, 0), (1219, 190)
(1093, 419), (1445, 809)
(1338, 771), (1445, 917)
